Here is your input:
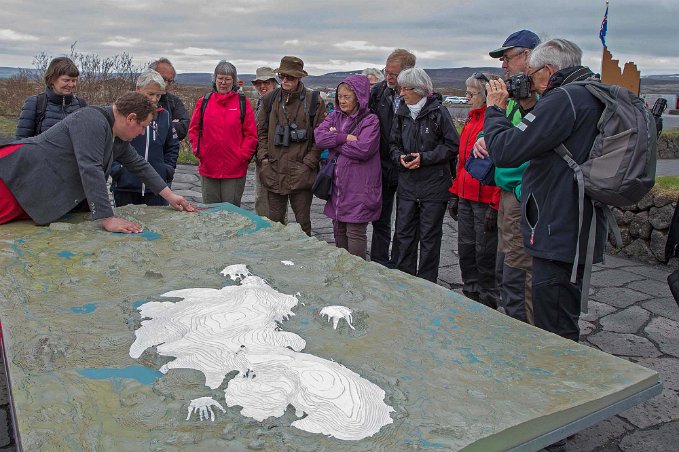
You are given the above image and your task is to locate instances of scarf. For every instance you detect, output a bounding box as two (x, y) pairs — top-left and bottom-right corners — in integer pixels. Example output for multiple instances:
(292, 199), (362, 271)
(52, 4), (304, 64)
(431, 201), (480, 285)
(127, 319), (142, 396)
(407, 96), (427, 120)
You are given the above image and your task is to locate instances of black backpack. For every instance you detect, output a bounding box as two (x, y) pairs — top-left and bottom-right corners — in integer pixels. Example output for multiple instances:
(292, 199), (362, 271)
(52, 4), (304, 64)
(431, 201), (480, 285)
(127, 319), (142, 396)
(555, 79), (657, 313)
(196, 91), (247, 155)
(34, 92), (87, 136)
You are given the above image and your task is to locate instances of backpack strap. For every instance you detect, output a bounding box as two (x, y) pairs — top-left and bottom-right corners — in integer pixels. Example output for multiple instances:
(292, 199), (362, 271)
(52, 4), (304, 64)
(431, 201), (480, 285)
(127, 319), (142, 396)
(34, 92), (48, 135)
(239, 92), (246, 124)
(197, 92), (212, 155)
(260, 86), (281, 130)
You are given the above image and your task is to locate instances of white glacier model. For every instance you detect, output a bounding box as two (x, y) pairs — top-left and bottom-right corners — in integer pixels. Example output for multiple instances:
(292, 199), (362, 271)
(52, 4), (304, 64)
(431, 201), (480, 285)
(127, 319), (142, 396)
(129, 264), (393, 441)
(320, 305), (355, 330)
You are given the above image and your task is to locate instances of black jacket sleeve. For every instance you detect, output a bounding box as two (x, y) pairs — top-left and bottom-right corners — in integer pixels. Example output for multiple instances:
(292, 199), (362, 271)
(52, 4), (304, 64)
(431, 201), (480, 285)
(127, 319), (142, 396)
(16, 95), (38, 139)
(168, 94), (190, 141)
(484, 89), (576, 168)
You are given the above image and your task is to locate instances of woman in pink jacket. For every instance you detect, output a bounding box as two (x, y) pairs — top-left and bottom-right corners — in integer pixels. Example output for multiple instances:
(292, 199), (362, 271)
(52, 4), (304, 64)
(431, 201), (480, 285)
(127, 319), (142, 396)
(189, 61), (257, 206)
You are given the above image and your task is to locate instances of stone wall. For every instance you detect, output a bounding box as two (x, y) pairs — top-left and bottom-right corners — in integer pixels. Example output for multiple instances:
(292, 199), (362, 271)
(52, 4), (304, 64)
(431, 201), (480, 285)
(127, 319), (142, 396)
(657, 134), (679, 159)
(609, 188), (677, 264)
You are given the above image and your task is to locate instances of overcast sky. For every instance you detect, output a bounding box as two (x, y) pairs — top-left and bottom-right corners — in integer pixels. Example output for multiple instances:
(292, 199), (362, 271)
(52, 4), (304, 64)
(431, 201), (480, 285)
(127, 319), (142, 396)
(1, 0), (676, 76)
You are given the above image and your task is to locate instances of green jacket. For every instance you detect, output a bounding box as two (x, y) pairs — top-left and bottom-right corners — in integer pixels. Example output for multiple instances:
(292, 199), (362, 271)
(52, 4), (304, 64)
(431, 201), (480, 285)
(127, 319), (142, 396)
(493, 99), (529, 201)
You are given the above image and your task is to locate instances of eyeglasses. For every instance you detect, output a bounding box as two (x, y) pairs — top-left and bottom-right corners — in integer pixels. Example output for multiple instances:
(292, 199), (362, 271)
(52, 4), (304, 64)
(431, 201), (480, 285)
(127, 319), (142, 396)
(499, 50), (527, 63)
(279, 74), (297, 81)
(336, 94), (355, 101)
(399, 86), (415, 93)
(472, 72), (490, 83)
(216, 76), (233, 83)
(383, 68), (399, 78)
(163, 78), (175, 84)
(527, 66), (546, 84)
(465, 91), (480, 97)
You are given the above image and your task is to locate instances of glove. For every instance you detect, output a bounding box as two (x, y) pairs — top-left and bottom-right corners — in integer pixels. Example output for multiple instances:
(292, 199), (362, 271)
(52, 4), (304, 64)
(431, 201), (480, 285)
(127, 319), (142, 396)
(484, 208), (498, 233)
(448, 196), (459, 221)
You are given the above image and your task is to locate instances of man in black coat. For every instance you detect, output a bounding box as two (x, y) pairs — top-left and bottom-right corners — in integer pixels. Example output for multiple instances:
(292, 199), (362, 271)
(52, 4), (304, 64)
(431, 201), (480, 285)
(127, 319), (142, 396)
(150, 58), (190, 141)
(481, 39), (607, 341)
(368, 49), (416, 267)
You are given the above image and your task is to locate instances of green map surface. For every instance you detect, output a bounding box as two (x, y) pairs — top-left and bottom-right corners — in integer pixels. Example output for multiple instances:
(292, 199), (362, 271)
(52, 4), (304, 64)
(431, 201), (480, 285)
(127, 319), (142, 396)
(0, 204), (659, 451)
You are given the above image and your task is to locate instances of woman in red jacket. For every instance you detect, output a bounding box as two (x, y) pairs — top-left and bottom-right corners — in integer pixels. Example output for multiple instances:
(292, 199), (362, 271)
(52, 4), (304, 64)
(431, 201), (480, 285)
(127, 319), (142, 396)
(449, 73), (501, 308)
(189, 61), (258, 206)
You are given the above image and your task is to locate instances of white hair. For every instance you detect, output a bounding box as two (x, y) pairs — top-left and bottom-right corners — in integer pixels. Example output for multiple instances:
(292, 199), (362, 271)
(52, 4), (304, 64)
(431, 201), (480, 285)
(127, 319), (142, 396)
(397, 68), (433, 97)
(136, 69), (166, 89)
(528, 39), (582, 71)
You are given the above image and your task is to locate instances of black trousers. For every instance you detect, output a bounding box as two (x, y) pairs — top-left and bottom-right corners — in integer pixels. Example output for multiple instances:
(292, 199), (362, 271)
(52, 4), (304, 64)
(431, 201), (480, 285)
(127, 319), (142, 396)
(394, 198), (447, 283)
(532, 256), (584, 342)
(370, 181), (399, 266)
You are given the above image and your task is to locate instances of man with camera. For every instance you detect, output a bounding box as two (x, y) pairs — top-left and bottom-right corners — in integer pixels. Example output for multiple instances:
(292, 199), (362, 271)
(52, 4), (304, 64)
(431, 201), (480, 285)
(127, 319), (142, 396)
(256, 56), (326, 235)
(470, 30), (540, 325)
(482, 38), (606, 343)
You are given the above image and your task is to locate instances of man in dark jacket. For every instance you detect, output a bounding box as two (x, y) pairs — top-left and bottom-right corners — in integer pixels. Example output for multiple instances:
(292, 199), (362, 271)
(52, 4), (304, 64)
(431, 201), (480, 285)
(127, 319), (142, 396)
(482, 39), (607, 341)
(368, 49), (416, 267)
(150, 58), (190, 141)
(256, 56), (326, 236)
(0, 91), (194, 232)
(112, 69), (179, 206)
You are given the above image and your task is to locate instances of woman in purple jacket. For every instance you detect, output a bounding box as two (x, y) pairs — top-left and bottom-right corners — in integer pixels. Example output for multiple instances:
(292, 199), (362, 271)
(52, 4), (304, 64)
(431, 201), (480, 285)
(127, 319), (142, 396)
(314, 75), (381, 259)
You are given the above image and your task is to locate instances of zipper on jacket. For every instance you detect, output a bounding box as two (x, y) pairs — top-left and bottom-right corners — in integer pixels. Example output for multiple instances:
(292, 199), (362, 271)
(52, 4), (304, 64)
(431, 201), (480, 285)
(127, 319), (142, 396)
(525, 192), (540, 246)
(142, 123), (150, 196)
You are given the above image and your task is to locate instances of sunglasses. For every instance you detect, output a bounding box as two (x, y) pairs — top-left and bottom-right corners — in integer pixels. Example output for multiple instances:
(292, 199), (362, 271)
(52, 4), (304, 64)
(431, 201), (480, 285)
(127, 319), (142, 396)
(279, 74), (297, 81)
(472, 72), (490, 83)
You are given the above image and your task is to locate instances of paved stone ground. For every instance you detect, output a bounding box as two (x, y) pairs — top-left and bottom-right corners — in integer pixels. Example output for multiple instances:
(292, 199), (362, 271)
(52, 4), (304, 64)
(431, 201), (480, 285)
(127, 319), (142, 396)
(1, 164), (677, 450)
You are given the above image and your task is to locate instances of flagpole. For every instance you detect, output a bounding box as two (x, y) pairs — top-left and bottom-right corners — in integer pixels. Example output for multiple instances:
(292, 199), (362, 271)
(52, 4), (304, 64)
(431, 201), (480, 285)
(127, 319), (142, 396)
(600, 0), (609, 76)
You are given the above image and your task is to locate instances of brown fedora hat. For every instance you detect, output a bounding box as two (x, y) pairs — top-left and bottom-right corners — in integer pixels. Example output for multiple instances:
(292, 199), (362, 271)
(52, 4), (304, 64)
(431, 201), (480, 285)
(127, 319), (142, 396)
(274, 56), (308, 78)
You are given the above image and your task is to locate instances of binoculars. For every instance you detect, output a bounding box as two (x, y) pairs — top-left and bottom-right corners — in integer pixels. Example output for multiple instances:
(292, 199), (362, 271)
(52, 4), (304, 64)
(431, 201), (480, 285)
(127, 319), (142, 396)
(274, 123), (308, 147)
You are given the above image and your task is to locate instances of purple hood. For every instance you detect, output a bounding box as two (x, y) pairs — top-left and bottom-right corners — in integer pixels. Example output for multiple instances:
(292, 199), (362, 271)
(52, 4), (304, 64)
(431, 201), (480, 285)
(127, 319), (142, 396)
(337, 74), (371, 118)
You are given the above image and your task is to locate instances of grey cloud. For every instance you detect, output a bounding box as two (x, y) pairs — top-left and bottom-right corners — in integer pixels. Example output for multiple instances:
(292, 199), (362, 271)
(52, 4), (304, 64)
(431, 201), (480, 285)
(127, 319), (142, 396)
(0, 0), (676, 75)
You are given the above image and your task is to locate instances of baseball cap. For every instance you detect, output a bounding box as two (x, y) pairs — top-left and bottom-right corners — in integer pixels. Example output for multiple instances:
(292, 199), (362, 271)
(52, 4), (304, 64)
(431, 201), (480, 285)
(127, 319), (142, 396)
(489, 30), (540, 58)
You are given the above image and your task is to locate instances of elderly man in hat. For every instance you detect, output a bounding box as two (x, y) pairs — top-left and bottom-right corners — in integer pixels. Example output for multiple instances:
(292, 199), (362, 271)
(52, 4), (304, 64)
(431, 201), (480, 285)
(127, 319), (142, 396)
(256, 56), (326, 235)
(467, 30), (540, 325)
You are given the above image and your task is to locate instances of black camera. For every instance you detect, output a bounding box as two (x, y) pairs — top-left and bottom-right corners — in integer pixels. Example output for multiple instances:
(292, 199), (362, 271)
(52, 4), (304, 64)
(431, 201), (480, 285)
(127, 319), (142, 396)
(274, 125), (290, 147)
(652, 98), (668, 117)
(651, 98), (668, 137)
(289, 123), (307, 142)
(505, 73), (531, 100)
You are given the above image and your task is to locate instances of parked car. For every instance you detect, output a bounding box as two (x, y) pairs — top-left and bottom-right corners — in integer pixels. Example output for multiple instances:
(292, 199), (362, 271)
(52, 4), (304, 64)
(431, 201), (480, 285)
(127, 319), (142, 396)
(444, 96), (468, 105)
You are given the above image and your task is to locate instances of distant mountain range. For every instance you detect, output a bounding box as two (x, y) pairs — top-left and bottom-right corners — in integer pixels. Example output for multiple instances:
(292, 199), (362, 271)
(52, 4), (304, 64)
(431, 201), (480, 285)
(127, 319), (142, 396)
(2, 66), (678, 93)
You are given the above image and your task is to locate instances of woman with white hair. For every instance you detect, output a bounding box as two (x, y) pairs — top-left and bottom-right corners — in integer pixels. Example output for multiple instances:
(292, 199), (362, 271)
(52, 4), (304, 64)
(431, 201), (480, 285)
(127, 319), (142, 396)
(389, 67), (459, 282)
(111, 69), (180, 206)
(449, 72), (501, 307)
(188, 60), (257, 206)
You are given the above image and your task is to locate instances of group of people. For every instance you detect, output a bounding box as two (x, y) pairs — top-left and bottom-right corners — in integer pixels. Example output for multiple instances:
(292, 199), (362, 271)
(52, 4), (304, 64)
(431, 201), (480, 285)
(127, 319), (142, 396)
(1, 32), (612, 350)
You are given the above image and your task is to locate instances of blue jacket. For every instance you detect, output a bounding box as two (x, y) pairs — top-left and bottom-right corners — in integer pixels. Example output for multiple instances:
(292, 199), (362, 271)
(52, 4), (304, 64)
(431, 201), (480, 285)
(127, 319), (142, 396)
(15, 87), (86, 139)
(111, 107), (179, 194)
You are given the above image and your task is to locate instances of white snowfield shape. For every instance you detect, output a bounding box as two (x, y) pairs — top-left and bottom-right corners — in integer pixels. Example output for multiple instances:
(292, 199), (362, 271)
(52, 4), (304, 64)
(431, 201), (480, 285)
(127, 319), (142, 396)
(129, 264), (393, 440)
(320, 305), (355, 330)
(187, 397), (226, 422)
